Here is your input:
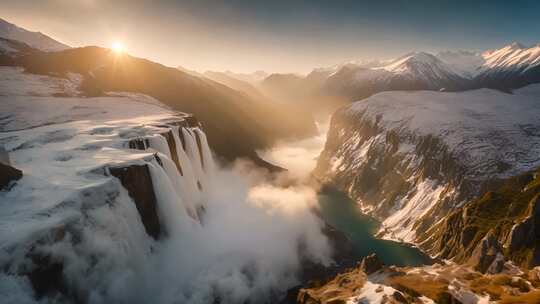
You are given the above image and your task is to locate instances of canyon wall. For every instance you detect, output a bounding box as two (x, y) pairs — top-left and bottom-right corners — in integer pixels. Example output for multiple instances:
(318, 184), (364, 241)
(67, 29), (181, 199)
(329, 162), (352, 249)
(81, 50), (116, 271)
(314, 86), (540, 269)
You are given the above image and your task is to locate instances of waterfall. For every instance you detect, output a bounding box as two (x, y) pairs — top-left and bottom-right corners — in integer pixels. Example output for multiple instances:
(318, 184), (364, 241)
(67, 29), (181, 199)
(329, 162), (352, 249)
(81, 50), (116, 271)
(148, 134), (172, 160)
(144, 125), (217, 226)
(172, 126), (204, 211)
(194, 128), (216, 178)
(181, 128), (207, 191)
(155, 152), (199, 221)
(147, 157), (195, 236)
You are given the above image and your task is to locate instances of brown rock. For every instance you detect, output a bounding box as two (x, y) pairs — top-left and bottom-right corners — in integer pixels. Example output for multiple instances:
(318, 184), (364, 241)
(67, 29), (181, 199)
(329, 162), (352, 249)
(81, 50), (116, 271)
(109, 164), (161, 239)
(468, 231), (505, 274)
(360, 253), (384, 275)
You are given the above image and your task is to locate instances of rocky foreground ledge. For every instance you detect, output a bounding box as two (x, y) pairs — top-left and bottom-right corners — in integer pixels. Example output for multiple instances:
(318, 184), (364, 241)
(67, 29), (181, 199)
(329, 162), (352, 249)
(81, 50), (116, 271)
(297, 254), (540, 304)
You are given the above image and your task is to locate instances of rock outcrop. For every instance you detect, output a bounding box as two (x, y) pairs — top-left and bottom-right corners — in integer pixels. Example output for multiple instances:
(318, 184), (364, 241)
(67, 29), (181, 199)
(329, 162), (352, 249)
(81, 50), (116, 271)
(424, 168), (540, 269)
(467, 232), (505, 274)
(109, 163), (161, 239)
(0, 161), (23, 190)
(359, 253), (384, 275)
(296, 257), (540, 304)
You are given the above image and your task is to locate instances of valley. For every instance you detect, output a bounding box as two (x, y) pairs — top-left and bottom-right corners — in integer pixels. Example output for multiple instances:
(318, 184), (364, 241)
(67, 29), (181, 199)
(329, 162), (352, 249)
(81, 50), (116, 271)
(2, 6), (540, 303)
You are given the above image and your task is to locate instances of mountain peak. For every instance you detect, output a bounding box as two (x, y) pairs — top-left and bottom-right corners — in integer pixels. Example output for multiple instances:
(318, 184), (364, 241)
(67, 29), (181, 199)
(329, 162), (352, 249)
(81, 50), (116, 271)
(508, 41), (526, 49)
(0, 17), (69, 52)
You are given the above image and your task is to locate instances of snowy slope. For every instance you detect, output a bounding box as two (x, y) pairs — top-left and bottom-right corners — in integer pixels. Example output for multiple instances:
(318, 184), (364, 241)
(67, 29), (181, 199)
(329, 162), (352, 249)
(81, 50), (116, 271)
(349, 85), (540, 179)
(323, 52), (469, 100)
(0, 18), (69, 52)
(376, 52), (466, 86)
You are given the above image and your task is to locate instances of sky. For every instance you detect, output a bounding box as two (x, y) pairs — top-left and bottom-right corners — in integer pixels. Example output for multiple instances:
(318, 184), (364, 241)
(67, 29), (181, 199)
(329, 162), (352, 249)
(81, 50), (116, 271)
(2, 0), (540, 73)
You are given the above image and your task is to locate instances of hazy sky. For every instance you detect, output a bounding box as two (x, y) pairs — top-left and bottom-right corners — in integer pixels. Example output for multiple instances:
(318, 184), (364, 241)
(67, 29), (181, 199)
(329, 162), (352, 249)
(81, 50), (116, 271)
(3, 0), (540, 73)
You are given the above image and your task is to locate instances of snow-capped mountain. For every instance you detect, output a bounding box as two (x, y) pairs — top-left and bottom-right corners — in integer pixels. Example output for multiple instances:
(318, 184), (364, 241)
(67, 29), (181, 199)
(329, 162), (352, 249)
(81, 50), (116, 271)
(436, 42), (540, 79)
(323, 52), (469, 101)
(310, 42), (540, 102)
(0, 18), (69, 52)
(481, 42), (540, 72)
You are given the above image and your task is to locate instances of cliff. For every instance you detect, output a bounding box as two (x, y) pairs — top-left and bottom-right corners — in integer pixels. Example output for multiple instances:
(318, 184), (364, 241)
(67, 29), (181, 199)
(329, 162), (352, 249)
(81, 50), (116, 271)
(314, 85), (540, 268)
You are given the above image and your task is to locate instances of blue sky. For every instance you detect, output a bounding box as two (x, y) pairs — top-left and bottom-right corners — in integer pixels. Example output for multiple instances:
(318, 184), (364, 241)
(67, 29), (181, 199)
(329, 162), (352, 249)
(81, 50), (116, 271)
(3, 0), (540, 73)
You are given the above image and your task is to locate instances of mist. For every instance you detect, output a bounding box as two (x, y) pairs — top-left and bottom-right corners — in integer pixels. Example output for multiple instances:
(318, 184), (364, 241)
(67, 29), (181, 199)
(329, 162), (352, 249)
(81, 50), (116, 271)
(259, 121), (329, 181)
(1, 152), (332, 304)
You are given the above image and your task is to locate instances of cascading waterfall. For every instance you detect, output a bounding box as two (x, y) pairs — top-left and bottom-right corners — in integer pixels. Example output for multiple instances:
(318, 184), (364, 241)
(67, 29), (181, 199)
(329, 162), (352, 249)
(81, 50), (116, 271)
(153, 152), (199, 221)
(147, 157), (195, 235)
(194, 128), (216, 178)
(181, 128), (207, 191)
(170, 126), (203, 218)
(147, 125), (217, 226)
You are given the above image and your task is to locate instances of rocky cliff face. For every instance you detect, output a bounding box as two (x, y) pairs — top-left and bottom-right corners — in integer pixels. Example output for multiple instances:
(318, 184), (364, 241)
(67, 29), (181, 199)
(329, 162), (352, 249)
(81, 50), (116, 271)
(314, 85), (540, 268)
(423, 168), (540, 270)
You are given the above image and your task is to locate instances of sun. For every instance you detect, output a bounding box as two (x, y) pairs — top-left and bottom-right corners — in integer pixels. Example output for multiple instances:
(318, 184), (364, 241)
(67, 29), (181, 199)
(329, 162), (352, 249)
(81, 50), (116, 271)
(111, 41), (125, 53)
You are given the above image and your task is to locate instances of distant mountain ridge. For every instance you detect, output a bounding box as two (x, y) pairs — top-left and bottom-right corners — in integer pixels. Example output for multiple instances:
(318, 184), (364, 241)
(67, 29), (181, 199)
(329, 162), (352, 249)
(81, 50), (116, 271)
(256, 42), (540, 112)
(0, 18), (69, 52)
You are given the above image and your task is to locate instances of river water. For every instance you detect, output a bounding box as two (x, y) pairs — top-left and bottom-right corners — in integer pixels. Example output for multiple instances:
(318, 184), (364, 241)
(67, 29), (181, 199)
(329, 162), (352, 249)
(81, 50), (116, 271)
(260, 122), (430, 267)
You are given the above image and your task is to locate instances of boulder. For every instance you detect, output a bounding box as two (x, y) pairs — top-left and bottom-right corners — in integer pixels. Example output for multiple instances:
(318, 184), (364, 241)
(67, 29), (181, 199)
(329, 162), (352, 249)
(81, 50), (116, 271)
(507, 196), (540, 266)
(468, 231), (504, 274)
(360, 253), (384, 275)
(0, 162), (23, 190)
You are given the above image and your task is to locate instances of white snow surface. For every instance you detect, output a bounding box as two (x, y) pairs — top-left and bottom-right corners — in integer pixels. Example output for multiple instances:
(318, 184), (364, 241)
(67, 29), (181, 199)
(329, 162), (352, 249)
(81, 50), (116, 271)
(349, 84), (540, 180)
(0, 67), (185, 248)
(347, 281), (398, 304)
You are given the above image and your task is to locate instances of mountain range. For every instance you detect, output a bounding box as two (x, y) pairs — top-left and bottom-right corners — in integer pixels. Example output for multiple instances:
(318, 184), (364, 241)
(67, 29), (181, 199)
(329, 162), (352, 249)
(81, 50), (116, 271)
(213, 41), (540, 114)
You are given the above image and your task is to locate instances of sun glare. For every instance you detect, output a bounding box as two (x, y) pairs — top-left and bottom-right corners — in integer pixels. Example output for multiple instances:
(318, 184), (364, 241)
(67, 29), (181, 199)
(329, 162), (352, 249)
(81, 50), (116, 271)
(111, 41), (125, 53)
